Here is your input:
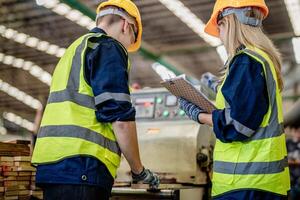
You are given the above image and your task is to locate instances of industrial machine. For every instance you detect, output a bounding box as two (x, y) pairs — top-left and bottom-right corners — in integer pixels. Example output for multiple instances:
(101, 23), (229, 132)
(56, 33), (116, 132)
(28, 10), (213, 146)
(111, 88), (215, 200)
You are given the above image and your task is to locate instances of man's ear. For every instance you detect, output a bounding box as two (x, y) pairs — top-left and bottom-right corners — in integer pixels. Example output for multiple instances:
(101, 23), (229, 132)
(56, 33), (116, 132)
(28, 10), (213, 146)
(122, 19), (129, 34)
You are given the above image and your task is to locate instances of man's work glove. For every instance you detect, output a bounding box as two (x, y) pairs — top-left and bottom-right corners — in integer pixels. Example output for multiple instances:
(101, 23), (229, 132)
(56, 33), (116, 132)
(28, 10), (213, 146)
(179, 98), (206, 124)
(132, 168), (160, 189)
(200, 72), (219, 93)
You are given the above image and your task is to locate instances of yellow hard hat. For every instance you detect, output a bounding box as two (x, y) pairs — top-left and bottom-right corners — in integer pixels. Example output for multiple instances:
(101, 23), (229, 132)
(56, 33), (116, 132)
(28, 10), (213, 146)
(97, 0), (142, 52)
(204, 0), (269, 37)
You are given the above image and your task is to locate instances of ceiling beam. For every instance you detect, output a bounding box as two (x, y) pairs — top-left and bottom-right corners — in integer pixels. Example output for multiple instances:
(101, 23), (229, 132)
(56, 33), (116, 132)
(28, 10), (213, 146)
(61, 0), (183, 76)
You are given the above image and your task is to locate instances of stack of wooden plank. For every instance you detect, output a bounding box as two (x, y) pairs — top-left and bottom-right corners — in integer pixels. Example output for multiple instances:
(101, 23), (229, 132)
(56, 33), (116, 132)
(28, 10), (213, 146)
(0, 141), (43, 200)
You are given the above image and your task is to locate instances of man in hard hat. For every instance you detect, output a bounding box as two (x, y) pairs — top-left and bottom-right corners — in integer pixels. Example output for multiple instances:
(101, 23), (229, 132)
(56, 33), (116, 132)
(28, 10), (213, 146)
(31, 0), (159, 199)
(179, 0), (290, 199)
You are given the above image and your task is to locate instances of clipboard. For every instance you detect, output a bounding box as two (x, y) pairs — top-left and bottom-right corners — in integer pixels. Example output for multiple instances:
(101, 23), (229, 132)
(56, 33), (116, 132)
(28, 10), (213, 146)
(161, 77), (216, 114)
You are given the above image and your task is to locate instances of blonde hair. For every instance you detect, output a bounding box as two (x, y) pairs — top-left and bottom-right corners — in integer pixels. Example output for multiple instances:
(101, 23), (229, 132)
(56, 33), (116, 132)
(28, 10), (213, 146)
(221, 8), (284, 91)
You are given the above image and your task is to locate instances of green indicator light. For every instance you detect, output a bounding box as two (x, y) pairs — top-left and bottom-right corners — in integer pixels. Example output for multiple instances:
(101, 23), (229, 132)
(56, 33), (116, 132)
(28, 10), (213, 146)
(179, 110), (185, 116)
(163, 110), (169, 117)
(156, 98), (163, 104)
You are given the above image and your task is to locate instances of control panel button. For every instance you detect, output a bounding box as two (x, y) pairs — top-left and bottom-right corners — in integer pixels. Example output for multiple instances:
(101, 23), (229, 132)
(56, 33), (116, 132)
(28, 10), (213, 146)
(156, 97), (163, 104)
(179, 110), (185, 116)
(163, 110), (169, 117)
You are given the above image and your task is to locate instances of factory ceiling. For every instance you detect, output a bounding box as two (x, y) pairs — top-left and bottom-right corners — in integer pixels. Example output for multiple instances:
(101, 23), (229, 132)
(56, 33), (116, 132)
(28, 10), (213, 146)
(0, 0), (299, 130)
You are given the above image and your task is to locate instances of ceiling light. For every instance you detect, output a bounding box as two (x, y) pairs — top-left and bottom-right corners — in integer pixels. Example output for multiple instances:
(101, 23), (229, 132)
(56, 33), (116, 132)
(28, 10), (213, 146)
(46, 44), (59, 55)
(52, 4), (71, 15)
(292, 37), (300, 64)
(15, 33), (28, 43)
(25, 37), (39, 48)
(3, 55), (14, 65)
(0, 127), (7, 135)
(4, 28), (16, 39)
(0, 53), (52, 85)
(36, 41), (50, 51)
(36, 1), (95, 31)
(284, 0), (300, 36)
(158, 0), (221, 47)
(216, 45), (228, 64)
(0, 79), (43, 110)
(0, 25), (66, 58)
(152, 62), (177, 80)
(36, 0), (58, 8)
(158, 0), (224, 64)
(3, 112), (34, 132)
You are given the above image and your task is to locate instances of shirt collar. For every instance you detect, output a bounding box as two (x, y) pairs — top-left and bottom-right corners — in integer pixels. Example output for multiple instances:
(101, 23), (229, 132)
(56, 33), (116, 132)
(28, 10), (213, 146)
(90, 27), (107, 35)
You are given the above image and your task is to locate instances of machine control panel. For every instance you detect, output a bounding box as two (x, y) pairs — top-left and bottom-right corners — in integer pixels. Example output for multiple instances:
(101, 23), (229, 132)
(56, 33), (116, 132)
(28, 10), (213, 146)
(132, 89), (188, 121)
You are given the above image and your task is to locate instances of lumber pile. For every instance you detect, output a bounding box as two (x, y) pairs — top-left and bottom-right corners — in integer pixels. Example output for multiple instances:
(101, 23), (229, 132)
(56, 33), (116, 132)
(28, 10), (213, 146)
(0, 141), (43, 200)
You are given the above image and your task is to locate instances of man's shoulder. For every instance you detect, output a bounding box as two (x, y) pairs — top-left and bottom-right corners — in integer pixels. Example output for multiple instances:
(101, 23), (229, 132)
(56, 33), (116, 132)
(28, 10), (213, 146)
(92, 34), (128, 56)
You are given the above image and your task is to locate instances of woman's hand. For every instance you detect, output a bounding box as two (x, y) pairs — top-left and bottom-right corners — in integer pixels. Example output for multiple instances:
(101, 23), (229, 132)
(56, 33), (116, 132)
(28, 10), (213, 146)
(178, 98), (206, 124)
(198, 113), (213, 127)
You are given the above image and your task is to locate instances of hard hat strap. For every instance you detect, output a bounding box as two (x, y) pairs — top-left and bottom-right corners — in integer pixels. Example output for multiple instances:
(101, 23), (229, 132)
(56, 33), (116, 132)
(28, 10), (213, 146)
(220, 7), (262, 27)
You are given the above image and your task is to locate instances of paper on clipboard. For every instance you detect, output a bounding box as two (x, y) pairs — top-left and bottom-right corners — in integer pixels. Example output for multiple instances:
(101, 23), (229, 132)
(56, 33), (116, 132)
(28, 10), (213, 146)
(161, 76), (216, 114)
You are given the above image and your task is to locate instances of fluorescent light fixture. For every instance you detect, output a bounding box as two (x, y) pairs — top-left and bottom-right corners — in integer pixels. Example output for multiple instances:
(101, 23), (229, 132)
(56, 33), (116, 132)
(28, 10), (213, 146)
(152, 62), (177, 80)
(0, 52), (52, 85)
(216, 45), (228, 64)
(3, 112), (34, 132)
(292, 37), (300, 64)
(0, 126), (7, 135)
(0, 79), (43, 110)
(0, 25), (66, 58)
(158, 0), (221, 47)
(36, 0), (95, 30)
(284, 0), (300, 36)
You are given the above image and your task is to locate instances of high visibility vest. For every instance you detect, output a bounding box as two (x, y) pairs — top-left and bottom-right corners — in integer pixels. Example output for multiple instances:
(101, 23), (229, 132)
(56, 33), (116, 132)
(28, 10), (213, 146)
(31, 33), (130, 178)
(212, 47), (290, 197)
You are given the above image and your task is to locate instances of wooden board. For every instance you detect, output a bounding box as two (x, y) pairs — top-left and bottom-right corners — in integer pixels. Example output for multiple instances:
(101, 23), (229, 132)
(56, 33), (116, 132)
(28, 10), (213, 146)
(3, 177), (16, 181)
(14, 162), (31, 167)
(2, 166), (17, 172)
(16, 166), (36, 172)
(0, 162), (14, 167)
(3, 172), (18, 177)
(2, 196), (18, 200)
(0, 157), (14, 162)
(0, 143), (30, 157)
(13, 157), (31, 162)
(131, 183), (190, 190)
(18, 190), (30, 196)
(16, 177), (31, 181)
(18, 172), (32, 177)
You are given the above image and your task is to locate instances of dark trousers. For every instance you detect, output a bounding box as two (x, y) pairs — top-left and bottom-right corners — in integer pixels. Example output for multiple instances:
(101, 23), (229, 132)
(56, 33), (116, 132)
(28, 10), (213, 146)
(42, 184), (111, 200)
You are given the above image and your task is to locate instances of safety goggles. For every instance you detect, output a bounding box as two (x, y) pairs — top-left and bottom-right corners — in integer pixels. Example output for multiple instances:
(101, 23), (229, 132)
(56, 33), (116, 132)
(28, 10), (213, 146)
(127, 21), (138, 42)
(217, 7), (262, 27)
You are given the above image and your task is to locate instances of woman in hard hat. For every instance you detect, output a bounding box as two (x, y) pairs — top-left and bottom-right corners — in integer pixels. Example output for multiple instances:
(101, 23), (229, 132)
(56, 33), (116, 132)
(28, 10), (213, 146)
(179, 0), (290, 199)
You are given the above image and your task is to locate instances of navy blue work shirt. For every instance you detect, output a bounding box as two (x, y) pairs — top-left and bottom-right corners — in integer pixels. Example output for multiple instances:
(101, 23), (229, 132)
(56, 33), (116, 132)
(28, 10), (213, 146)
(212, 53), (287, 199)
(212, 53), (269, 142)
(36, 28), (135, 192)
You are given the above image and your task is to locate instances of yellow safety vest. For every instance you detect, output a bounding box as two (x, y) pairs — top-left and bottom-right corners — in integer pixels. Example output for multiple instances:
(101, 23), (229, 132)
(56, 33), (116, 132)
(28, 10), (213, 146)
(32, 33), (130, 178)
(212, 47), (290, 197)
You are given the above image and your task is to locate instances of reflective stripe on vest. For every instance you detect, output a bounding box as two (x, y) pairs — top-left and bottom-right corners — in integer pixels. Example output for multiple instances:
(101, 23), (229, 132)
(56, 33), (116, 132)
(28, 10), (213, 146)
(42, 33), (121, 156)
(212, 48), (290, 196)
(32, 33), (127, 177)
(38, 125), (121, 155)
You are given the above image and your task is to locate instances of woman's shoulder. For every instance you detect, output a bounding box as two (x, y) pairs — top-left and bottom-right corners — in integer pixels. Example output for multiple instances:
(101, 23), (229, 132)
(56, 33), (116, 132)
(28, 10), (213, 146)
(229, 51), (264, 76)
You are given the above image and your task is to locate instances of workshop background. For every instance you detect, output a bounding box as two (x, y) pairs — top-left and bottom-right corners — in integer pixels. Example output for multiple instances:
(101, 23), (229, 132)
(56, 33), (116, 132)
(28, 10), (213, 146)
(0, 0), (300, 200)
